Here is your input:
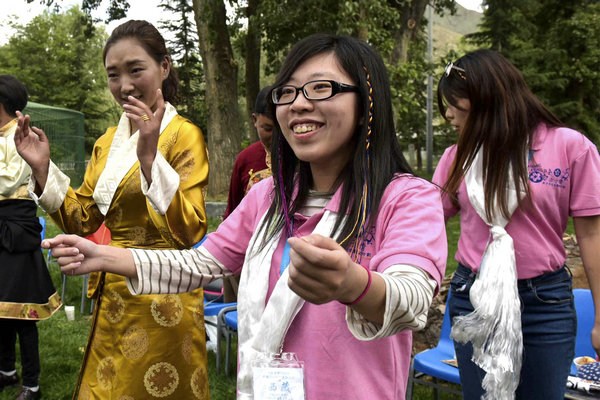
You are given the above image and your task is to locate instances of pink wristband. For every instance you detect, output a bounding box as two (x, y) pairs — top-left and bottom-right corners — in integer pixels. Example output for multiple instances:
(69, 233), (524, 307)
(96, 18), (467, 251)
(340, 266), (372, 306)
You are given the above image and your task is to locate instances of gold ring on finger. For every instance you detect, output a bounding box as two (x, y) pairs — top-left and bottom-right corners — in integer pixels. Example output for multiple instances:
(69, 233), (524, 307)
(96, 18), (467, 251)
(141, 114), (151, 122)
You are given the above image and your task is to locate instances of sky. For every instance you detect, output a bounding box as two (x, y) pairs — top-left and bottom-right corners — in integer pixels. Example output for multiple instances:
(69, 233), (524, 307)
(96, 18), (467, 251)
(458, 0), (484, 12)
(0, 0), (165, 45)
(0, 0), (483, 46)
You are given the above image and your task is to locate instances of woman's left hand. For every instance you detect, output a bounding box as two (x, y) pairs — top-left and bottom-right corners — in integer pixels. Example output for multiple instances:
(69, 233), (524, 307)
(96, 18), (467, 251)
(287, 234), (367, 304)
(124, 89), (167, 182)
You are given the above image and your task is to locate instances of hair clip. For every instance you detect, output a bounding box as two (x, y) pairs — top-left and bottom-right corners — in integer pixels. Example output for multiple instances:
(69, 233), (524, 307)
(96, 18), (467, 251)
(445, 62), (466, 80)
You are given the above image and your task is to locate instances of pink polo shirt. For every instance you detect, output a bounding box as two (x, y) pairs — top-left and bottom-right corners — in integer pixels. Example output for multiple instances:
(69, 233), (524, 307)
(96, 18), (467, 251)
(204, 174), (446, 399)
(433, 124), (600, 279)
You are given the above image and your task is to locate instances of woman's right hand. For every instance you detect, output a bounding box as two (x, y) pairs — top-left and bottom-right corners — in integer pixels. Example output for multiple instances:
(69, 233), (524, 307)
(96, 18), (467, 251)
(42, 234), (103, 275)
(14, 111), (50, 189)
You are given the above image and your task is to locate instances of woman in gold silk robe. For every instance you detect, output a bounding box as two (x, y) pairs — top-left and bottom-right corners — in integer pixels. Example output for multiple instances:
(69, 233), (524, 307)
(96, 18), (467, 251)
(14, 20), (210, 399)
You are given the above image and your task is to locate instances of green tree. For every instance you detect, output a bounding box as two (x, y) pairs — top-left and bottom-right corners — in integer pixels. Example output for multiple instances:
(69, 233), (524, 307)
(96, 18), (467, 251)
(159, 0), (207, 133)
(23, 0), (460, 190)
(0, 6), (118, 150)
(468, 0), (600, 144)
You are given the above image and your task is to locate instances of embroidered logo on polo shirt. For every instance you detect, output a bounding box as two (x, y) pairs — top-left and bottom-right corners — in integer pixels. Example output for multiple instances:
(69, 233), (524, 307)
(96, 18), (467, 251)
(528, 163), (570, 189)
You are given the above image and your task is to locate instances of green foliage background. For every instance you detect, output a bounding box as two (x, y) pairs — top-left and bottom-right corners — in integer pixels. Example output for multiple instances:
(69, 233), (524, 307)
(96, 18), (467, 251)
(0, 7), (121, 153)
(469, 0), (600, 143)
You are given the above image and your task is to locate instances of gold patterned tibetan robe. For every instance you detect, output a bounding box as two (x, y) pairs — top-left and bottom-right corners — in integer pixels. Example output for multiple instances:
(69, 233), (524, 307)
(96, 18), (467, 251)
(48, 114), (210, 399)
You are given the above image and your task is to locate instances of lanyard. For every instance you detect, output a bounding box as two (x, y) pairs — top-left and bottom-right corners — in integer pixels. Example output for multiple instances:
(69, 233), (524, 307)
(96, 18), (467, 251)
(279, 220), (294, 276)
(280, 239), (291, 276)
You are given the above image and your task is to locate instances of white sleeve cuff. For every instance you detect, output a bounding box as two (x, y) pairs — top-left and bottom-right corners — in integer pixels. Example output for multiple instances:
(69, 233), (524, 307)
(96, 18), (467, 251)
(126, 249), (146, 295)
(28, 160), (70, 213)
(140, 152), (180, 215)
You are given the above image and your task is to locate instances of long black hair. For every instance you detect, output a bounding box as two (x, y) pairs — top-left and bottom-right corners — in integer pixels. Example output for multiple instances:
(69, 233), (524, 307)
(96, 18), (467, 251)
(263, 33), (412, 253)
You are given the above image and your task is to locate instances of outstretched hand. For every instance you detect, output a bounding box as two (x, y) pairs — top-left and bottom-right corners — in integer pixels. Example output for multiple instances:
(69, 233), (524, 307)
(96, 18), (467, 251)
(287, 234), (365, 305)
(42, 234), (103, 276)
(14, 111), (51, 181)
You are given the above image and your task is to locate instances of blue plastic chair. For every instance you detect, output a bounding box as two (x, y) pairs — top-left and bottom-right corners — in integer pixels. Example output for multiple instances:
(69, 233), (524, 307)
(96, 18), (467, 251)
(204, 300), (236, 372)
(407, 293), (462, 399)
(38, 216), (46, 240)
(223, 309), (238, 375)
(571, 288), (595, 376)
(217, 305), (238, 376)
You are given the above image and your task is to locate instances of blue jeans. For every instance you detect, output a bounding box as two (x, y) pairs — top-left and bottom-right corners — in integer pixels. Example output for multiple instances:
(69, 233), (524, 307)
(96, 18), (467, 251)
(449, 264), (576, 400)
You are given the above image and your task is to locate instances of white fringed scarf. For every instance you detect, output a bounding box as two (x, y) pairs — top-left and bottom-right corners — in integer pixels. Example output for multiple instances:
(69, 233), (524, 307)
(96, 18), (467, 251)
(451, 149), (525, 399)
(236, 209), (339, 399)
(93, 103), (177, 215)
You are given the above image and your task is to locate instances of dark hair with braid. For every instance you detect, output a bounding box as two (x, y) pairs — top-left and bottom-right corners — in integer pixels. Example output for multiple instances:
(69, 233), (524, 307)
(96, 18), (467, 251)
(262, 33), (413, 254)
(103, 20), (179, 104)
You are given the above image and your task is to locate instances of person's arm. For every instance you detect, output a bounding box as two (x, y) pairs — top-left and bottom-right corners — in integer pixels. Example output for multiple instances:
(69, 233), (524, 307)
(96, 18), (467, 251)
(14, 111), (50, 193)
(432, 145), (460, 221)
(287, 237), (437, 329)
(34, 136), (108, 236)
(137, 106), (210, 248)
(574, 215), (600, 357)
(0, 132), (30, 196)
(42, 234), (136, 277)
(43, 233), (232, 294)
(123, 90), (166, 183)
(287, 234), (387, 323)
(288, 177), (446, 327)
(347, 265), (437, 340)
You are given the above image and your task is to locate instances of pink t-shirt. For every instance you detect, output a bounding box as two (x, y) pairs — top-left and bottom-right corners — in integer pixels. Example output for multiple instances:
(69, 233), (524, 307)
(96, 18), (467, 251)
(204, 174), (447, 399)
(433, 125), (600, 279)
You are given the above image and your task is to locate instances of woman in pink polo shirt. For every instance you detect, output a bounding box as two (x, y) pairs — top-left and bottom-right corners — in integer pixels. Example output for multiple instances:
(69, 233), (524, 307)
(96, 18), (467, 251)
(433, 49), (600, 399)
(42, 33), (447, 399)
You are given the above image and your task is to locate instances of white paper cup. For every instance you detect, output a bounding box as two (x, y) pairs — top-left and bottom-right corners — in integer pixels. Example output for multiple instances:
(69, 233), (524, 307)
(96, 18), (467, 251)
(65, 305), (75, 321)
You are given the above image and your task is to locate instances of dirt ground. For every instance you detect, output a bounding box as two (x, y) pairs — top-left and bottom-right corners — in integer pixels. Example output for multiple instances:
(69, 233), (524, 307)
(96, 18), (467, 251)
(412, 234), (589, 354)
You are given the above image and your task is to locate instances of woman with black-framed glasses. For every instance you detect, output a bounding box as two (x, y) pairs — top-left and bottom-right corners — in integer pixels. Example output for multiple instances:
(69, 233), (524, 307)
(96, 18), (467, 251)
(271, 80), (359, 105)
(43, 33), (447, 399)
(434, 49), (600, 399)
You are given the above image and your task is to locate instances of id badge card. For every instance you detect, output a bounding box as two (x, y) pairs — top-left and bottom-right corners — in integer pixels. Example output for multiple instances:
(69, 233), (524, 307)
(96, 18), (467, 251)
(253, 352), (305, 400)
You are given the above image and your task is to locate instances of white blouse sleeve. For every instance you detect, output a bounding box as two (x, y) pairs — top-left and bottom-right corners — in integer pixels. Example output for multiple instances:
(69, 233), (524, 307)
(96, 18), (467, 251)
(140, 151), (180, 215)
(28, 160), (70, 213)
(0, 134), (31, 197)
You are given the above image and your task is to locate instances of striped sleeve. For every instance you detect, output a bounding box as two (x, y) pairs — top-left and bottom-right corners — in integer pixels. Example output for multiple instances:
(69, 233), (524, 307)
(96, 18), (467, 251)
(346, 264), (436, 340)
(126, 246), (232, 295)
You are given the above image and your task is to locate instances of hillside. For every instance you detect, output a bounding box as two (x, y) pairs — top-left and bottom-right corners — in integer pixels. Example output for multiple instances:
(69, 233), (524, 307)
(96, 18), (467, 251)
(432, 3), (482, 58)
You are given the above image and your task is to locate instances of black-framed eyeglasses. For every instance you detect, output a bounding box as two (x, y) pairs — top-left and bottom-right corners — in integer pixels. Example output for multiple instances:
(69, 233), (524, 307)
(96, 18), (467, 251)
(272, 80), (359, 105)
(445, 62), (466, 80)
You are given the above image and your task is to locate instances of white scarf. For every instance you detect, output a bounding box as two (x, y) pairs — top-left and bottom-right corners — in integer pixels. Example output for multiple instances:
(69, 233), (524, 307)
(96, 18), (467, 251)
(93, 103), (177, 215)
(236, 209), (339, 399)
(451, 149), (525, 399)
